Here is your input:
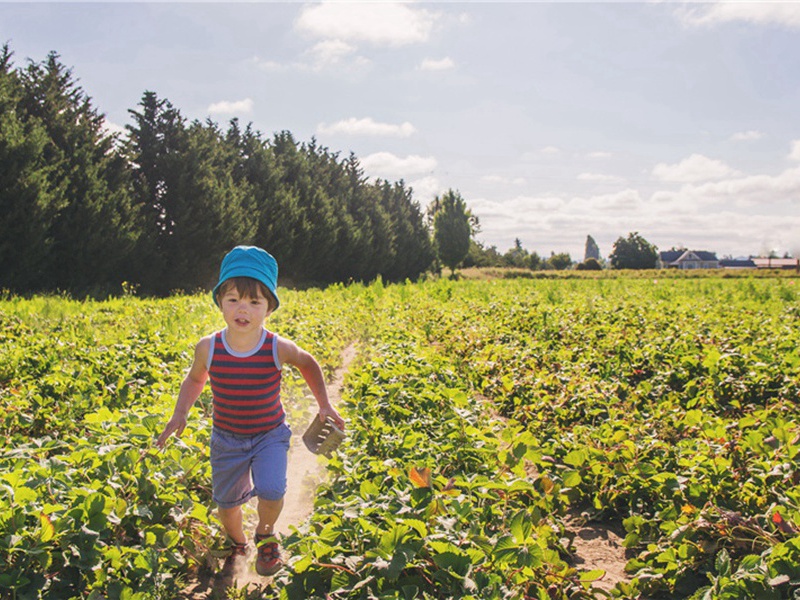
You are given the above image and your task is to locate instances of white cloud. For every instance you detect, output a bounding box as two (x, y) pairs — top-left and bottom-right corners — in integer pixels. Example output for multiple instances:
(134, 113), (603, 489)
(360, 152), (437, 178)
(470, 182), (800, 258)
(789, 140), (800, 162)
(317, 117), (416, 138)
(587, 151), (612, 159)
(678, 166), (800, 206)
(296, 2), (438, 46)
(249, 43), (368, 73)
(408, 176), (445, 202)
(520, 147), (562, 161)
(481, 175), (526, 185)
(730, 130), (763, 142)
(419, 57), (455, 71)
(101, 119), (127, 139)
(473, 195), (566, 220)
(575, 189), (642, 212)
(248, 56), (286, 72)
(577, 172), (626, 184)
(303, 39), (367, 71)
(652, 153), (740, 183)
(677, 3), (800, 29)
(207, 98), (254, 115)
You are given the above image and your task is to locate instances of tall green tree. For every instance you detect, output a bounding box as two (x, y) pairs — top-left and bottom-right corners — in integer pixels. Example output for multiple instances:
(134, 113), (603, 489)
(11, 50), (138, 293)
(125, 91), (187, 291)
(609, 231), (658, 269)
(126, 94), (255, 293)
(1, 45), (439, 294)
(431, 189), (473, 275)
(0, 45), (58, 291)
(377, 179), (434, 280)
(163, 119), (256, 290)
(269, 132), (343, 282)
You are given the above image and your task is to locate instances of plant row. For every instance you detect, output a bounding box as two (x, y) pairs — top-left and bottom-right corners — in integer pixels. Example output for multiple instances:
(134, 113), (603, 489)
(0, 288), (365, 598)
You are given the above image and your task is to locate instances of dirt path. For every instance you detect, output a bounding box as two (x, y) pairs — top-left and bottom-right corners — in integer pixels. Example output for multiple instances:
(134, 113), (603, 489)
(274, 342), (357, 536)
(566, 515), (630, 592)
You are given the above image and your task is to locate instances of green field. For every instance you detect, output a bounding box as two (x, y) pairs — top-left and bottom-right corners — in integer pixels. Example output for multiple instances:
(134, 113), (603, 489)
(2, 275), (800, 599)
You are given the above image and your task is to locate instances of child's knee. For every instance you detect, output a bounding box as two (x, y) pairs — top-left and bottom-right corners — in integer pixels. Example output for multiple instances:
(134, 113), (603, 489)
(255, 480), (286, 502)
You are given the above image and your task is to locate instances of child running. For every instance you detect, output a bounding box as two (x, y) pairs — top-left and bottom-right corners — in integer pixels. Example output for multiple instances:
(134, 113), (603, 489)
(156, 245), (345, 576)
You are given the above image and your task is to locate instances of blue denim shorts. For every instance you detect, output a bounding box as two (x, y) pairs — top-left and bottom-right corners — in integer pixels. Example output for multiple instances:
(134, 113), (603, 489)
(210, 423), (292, 509)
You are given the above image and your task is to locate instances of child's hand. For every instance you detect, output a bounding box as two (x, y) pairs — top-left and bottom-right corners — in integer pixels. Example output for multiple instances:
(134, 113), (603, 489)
(155, 414), (187, 449)
(320, 406), (345, 431)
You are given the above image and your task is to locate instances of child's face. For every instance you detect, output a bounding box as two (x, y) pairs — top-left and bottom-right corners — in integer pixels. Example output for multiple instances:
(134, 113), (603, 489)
(219, 288), (273, 333)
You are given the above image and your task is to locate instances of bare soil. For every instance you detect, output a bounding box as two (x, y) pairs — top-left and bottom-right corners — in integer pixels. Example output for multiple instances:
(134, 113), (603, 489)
(565, 513), (630, 592)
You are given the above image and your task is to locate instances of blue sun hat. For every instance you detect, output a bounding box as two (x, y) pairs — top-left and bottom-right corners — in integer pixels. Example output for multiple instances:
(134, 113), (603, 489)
(212, 246), (280, 309)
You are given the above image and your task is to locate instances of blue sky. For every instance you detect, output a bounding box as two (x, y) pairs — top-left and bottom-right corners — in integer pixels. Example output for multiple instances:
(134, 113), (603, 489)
(3, 2), (799, 260)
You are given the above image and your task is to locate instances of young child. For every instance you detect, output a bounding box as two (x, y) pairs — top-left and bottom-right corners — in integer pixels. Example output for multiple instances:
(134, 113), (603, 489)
(156, 245), (345, 576)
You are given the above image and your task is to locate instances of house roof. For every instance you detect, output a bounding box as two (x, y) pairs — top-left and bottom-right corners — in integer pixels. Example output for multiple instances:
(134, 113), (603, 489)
(659, 250), (719, 263)
(719, 258), (756, 268)
(659, 250), (684, 263)
(687, 251), (719, 262)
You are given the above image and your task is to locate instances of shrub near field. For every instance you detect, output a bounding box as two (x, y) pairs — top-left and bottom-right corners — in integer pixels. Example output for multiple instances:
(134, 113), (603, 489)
(1, 275), (800, 599)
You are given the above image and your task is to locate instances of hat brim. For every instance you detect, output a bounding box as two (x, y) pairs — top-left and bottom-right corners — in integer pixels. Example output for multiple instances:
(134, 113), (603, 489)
(212, 270), (280, 309)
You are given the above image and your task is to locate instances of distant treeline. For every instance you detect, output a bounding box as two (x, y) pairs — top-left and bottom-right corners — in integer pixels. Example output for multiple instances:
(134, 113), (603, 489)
(0, 46), (434, 296)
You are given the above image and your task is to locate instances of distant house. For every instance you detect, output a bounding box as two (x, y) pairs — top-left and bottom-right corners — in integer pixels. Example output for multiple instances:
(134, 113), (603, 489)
(658, 250), (720, 269)
(752, 257), (800, 270)
(719, 258), (756, 269)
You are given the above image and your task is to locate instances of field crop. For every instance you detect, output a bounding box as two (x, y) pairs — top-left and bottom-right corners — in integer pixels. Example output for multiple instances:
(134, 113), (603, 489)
(1, 275), (799, 599)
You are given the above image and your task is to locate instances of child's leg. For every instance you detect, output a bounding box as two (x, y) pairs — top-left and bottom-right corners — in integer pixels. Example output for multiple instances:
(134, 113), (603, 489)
(210, 428), (257, 545)
(218, 504), (247, 544)
(251, 423), (291, 535)
(256, 497), (284, 535)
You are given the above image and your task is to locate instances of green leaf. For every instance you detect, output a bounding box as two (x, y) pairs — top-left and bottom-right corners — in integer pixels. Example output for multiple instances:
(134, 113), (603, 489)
(493, 535), (520, 563)
(401, 518), (428, 538)
(388, 544), (417, 580)
(563, 470), (582, 488)
(564, 449), (588, 467)
(162, 530), (180, 549)
(432, 551), (471, 577)
(39, 513), (55, 542)
(579, 569), (606, 582)
(715, 548), (731, 577)
(509, 511), (532, 543)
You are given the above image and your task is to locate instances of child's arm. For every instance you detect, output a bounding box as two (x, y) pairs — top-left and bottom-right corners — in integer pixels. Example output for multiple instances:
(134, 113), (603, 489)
(155, 336), (211, 448)
(277, 337), (345, 430)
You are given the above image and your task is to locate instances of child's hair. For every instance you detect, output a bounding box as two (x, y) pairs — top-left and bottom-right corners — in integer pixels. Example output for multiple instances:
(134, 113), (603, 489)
(216, 277), (278, 311)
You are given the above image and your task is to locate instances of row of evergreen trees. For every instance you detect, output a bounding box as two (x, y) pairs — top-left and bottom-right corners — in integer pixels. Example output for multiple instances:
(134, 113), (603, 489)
(0, 46), (435, 296)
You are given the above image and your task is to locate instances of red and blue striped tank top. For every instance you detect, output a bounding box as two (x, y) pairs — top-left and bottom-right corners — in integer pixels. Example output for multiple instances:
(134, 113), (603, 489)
(207, 329), (285, 436)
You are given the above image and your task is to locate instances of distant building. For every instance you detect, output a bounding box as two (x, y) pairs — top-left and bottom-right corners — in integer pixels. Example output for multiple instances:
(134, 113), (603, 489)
(658, 250), (720, 269)
(752, 257), (800, 270)
(719, 258), (756, 269)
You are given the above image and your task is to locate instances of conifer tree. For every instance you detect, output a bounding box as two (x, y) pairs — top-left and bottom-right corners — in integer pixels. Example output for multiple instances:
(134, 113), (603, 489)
(126, 94), (258, 292)
(11, 50), (138, 293)
(0, 45), (58, 291)
(432, 189), (473, 276)
(377, 180), (434, 281)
